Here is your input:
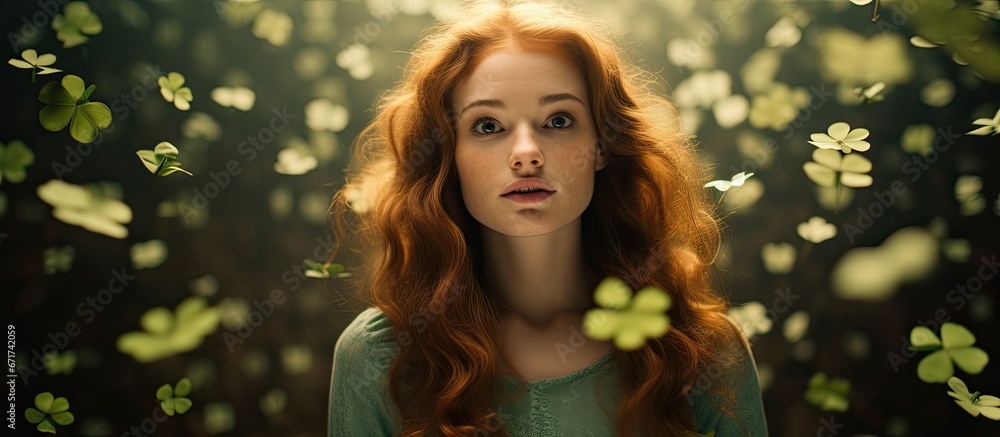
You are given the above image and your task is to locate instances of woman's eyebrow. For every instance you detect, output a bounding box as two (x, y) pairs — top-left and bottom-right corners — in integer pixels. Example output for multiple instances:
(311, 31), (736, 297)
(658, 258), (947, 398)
(459, 92), (585, 116)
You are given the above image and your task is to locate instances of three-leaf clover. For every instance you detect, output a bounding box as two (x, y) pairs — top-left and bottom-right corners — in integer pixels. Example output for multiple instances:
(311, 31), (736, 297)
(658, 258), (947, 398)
(0, 140), (34, 185)
(8, 49), (62, 83)
(117, 296), (221, 363)
(948, 376), (1000, 420)
(137, 142), (193, 177)
(808, 122), (871, 153)
(910, 322), (989, 383)
(157, 377), (193, 416)
(797, 216), (837, 244)
(804, 372), (850, 412)
(36, 179), (133, 239)
(803, 149), (873, 188)
(52, 1), (103, 48)
(582, 277), (672, 351)
(158, 72), (193, 111)
(24, 392), (74, 433)
(304, 259), (345, 279)
(966, 108), (1000, 136)
(704, 172), (755, 192)
(38, 75), (112, 144)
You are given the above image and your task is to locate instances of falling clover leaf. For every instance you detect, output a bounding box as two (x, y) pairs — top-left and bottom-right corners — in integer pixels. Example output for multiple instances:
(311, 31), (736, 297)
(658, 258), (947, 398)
(854, 82), (886, 104)
(157, 377), (193, 416)
(582, 277), (672, 351)
(948, 376), (1000, 420)
(0, 139), (35, 185)
(137, 142), (193, 177)
(24, 392), (74, 433)
(797, 216), (837, 244)
(43, 350), (76, 375)
(52, 1), (102, 48)
(704, 172), (754, 192)
(808, 122), (871, 153)
(38, 75), (112, 144)
(803, 149), (872, 188)
(117, 296), (220, 363)
(158, 72), (193, 111)
(8, 49), (62, 83)
(804, 372), (850, 412)
(36, 179), (132, 239)
(304, 259), (345, 279)
(966, 108), (1000, 136)
(910, 322), (989, 383)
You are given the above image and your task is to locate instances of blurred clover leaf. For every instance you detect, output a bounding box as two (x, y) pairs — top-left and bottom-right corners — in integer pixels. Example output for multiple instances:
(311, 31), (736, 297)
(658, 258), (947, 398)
(808, 122), (871, 153)
(854, 82), (886, 104)
(117, 296), (221, 363)
(948, 376), (1000, 420)
(52, 1), (102, 48)
(24, 392), (74, 433)
(38, 75), (112, 144)
(803, 150), (873, 188)
(157, 377), (193, 416)
(797, 216), (837, 244)
(582, 276), (672, 351)
(44, 350), (76, 375)
(910, 322), (989, 383)
(704, 172), (754, 192)
(137, 142), (193, 177)
(37, 179), (132, 239)
(43, 245), (75, 275)
(805, 372), (850, 412)
(304, 259), (345, 279)
(8, 49), (61, 83)
(0, 139), (34, 185)
(158, 72), (193, 111)
(966, 108), (1000, 136)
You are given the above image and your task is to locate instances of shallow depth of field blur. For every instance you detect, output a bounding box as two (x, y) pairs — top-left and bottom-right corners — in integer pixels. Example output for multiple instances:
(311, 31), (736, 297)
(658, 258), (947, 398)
(2, 0), (1000, 436)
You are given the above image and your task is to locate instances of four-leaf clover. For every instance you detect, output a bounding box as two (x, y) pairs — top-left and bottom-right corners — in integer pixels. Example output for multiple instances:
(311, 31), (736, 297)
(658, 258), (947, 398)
(52, 1), (103, 48)
(137, 142), (193, 177)
(910, 322), (989, 383)
(8, 49), (62, 83)
(38, 75), (112, 144)
(0, 140), (34, 185)
(797, 216), (837, 244)
(948, 376), (1000, 420)
(158, 72), (194, 111)
(808, 122), (871, 153)
(803, 149), (873, 188)
(117, 296), (221, 363)
(157, 377), (193, 416)
(24, 392), (74, 433)
(582, 276), (672, 351)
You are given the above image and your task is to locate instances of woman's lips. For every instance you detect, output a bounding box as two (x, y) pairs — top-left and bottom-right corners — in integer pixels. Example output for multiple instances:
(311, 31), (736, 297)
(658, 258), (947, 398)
(502, 190), (554, 203)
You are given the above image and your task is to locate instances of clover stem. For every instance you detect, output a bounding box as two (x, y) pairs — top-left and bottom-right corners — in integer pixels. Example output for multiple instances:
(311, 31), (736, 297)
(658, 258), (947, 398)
(834, 183), (842, 215)
(32, 67), (36, 84)
(795, 241), (813, 269)
(972, 391), (981, 403)
(872, 0), (881, 22)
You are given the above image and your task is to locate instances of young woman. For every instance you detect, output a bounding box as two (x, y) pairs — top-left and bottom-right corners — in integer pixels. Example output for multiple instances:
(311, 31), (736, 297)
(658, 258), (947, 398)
(326, 0), (768, 435)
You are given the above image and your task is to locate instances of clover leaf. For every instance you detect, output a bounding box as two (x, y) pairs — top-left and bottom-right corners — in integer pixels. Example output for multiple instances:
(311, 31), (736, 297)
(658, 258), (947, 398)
(704, 172), (755, 192)
(854, 82), (886, 104)
(158, 72), (193, 111)
(43, 350), (76, 375)
(805, 372), (850, 412)
(52, 2), (102, 48)
(137, 142), (193, 177)
(304, 259), (345, 279)
(808, 122), (871, 153)
(38, 75), (112, 144)
(156, 377), (193, 416)
(24, 392), (74, 433)
(43, 245), (75, 275)
(948, 376), (1000, 420)
(910, 322), (989, 383)
(8, 49), (61, 83)
(967, 108), (1000, 136)
(797, 216), (837, 244)
(582, 276), (672, 351)
(117, 296), (220, 363)
(0, 140), (34, 185)
(37, 179), (132, 239)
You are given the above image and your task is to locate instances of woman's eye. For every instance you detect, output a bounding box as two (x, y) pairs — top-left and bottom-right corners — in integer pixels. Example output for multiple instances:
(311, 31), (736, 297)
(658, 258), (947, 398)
(546, 114), (575, 129)
(470, 118), (503, 136)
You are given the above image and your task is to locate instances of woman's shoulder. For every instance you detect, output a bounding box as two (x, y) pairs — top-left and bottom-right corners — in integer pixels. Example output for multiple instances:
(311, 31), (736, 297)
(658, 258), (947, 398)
(333, 306), (401, 369)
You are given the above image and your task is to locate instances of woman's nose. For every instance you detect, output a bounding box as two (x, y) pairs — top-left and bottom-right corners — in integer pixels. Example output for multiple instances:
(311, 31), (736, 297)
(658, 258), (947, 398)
(509, 124), (543, 169)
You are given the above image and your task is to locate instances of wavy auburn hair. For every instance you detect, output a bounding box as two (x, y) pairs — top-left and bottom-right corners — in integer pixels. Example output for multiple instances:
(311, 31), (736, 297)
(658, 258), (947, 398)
(327, 0), (746, 435)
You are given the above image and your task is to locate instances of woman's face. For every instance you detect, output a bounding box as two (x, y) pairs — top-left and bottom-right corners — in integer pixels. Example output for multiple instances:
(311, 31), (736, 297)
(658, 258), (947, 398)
(450, 46), (607, 236)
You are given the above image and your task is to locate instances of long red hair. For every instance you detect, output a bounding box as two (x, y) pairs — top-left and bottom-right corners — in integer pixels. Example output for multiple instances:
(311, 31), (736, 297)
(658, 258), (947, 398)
(327, 0), (745, 435)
